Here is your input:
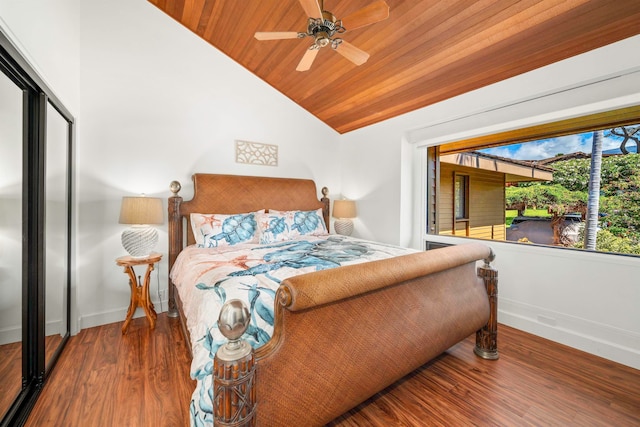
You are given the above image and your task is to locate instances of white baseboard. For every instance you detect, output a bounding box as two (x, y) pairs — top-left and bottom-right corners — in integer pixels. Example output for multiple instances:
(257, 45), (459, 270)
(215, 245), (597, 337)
(0, 325), (21, 345)
(78, 297), (168, 331)
(499, 298), (640, 370)
(0, 319), (67, 345)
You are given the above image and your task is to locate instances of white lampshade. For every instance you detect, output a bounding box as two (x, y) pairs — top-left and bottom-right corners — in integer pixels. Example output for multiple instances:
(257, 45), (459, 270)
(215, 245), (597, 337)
(333, 200), (357, 236)
(332, 200), (357, 219)
(119, 196), (164, 225)
(119, 196), (163, 258)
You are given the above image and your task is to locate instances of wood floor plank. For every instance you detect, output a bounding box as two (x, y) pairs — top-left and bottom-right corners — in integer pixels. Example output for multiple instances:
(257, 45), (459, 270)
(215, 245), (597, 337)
(0, 341), (22, 418)
(24, 317), (639, 426)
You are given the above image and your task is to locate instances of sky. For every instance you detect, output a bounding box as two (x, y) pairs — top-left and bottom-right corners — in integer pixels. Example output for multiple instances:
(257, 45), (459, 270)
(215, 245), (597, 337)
(479, 125), (639, 160)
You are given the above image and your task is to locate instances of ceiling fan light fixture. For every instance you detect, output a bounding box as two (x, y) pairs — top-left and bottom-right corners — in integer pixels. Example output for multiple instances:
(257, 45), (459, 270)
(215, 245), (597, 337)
(315, 32), (331, 47)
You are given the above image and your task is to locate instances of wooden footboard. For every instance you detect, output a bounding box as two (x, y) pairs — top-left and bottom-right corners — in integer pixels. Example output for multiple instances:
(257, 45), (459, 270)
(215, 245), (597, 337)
(214, 243), (498, 426)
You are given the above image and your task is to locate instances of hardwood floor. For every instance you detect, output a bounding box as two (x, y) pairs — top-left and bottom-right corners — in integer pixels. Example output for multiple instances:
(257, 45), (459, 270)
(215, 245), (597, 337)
(0, 334), (63, 419)
(0, 341), (21, 418)
(25, 314), (639, 426)
(25, 314), (194, 427)
(330, 330), (640, 426)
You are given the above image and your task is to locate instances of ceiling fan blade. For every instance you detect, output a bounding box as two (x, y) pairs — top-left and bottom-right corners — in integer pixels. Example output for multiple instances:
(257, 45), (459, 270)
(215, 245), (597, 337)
(298, 0), (322, 18)
(296, 48), (319, 72)
(255, 31), (300, 41)
(341, 0), (390, 31)
(335, 41), (370, 66)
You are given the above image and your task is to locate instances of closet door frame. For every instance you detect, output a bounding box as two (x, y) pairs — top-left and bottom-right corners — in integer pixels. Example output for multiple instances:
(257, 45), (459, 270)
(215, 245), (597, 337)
(0, 29), (74, 427)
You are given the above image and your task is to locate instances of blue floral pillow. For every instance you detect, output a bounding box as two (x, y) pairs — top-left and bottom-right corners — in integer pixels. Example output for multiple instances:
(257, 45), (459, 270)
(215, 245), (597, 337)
(258, 208), (328, 244)
(190, 211), (263, 248)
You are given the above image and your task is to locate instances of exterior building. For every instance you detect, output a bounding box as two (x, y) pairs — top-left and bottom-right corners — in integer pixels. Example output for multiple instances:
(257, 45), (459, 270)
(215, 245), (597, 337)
(437, 151), (553, 240)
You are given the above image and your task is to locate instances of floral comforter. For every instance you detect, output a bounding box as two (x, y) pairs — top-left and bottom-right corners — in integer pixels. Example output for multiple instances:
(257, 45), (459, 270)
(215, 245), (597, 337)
(169, 235), (415, 427)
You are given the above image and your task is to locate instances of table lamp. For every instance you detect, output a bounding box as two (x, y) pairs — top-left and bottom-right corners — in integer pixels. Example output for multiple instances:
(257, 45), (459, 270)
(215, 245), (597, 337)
(332, 199), (357, 236)
(118, 196), (164, 257)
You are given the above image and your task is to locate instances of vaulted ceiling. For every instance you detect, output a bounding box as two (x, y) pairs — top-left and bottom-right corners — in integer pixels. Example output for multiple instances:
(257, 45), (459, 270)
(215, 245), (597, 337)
(148, 0), (640, 134)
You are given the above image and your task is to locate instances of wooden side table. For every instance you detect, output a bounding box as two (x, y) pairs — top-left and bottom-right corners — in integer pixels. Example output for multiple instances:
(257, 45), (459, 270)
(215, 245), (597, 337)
(116, 252), (162, 334)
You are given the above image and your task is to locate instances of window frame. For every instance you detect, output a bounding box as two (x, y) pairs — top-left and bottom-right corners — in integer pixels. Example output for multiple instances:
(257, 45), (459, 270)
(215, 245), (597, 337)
(452, 172), (470, 237)
(425, 105), (640, 257)
(454, 173), (469, 221)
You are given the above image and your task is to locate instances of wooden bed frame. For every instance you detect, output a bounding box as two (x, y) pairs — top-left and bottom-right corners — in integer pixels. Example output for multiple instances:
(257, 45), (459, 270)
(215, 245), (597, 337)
(168, 173), (498, 426)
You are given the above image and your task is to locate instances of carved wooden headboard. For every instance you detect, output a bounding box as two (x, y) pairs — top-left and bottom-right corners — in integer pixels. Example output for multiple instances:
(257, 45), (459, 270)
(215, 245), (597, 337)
(168, 173), (329, 274)
(170, 173), (328, 243)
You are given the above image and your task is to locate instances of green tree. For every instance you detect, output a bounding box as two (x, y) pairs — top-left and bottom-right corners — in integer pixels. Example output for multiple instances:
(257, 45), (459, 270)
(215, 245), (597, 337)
(506, 153), (640, 253)
(574, 229), (640, 255)
(506, 184), (586, 211)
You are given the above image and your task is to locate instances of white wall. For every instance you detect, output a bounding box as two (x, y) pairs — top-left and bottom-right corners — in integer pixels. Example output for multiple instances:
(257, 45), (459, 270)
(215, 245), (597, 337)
(0, 0), (80, 113)
(339, 35), (640, 369)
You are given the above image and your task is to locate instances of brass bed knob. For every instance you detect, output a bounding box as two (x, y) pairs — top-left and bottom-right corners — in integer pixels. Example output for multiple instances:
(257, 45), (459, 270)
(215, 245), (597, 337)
(216, 299), (252, 360)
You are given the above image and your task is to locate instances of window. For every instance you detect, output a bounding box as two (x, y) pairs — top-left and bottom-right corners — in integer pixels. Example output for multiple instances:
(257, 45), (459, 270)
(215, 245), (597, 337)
(430, 107), (640, 256)
(454, 174), (469, 220)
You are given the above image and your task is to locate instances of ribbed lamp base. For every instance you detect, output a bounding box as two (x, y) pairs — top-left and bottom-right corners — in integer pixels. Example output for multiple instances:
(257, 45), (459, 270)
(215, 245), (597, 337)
(121, 226), (158, 258)
(334, 219), (354, 236)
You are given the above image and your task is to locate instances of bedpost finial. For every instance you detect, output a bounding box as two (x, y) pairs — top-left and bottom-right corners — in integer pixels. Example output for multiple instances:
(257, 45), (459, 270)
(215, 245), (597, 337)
(213, 299), (256, 425)
(321, 186), (328, 197)
(170, 180), (181, 196)
(216, 299), (252, 361)
(484, 248), (495, 267)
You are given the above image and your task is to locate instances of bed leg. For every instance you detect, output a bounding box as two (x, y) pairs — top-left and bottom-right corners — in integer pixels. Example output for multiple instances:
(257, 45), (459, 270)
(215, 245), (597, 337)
(167, 180), (182, 318)
(214, 300), (256, 426)
(167, 283), (179, 318)
(475, 249), (499, 360)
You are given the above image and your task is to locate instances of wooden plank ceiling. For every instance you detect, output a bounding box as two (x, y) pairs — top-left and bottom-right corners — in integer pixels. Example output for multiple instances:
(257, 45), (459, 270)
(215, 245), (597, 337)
(148, 0), (640, 134)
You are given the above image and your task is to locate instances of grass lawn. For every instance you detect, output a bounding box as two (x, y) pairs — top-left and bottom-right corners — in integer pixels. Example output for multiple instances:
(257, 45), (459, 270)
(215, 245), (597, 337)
(506, 209), (551, 227)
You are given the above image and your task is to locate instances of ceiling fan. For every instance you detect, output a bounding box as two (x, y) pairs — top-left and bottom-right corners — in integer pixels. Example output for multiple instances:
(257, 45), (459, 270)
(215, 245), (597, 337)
(254, 0), (390, 71)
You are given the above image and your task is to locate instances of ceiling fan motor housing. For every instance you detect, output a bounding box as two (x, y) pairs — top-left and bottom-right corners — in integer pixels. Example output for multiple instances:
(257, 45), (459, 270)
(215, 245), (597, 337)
(308, 11), (344, 47)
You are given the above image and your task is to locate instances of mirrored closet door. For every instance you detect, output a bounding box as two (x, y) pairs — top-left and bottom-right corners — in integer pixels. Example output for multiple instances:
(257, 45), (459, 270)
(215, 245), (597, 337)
(1, 29), (74, 427)
(44, 102), (71, 374)
(0, 50), (24, 425)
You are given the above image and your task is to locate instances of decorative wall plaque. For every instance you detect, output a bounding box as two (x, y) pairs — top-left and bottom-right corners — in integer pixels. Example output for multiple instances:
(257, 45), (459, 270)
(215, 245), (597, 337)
(235, 140), (278, 166)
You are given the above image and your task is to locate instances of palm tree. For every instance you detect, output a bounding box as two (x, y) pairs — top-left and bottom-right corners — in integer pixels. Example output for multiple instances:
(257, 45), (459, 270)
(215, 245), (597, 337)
(583, 130), (603, 250)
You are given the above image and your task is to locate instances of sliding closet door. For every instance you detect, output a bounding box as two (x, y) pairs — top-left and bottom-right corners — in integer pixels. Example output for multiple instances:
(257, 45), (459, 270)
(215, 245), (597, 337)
(0, 56), (24, 423)
(0, 28), (74, 427)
